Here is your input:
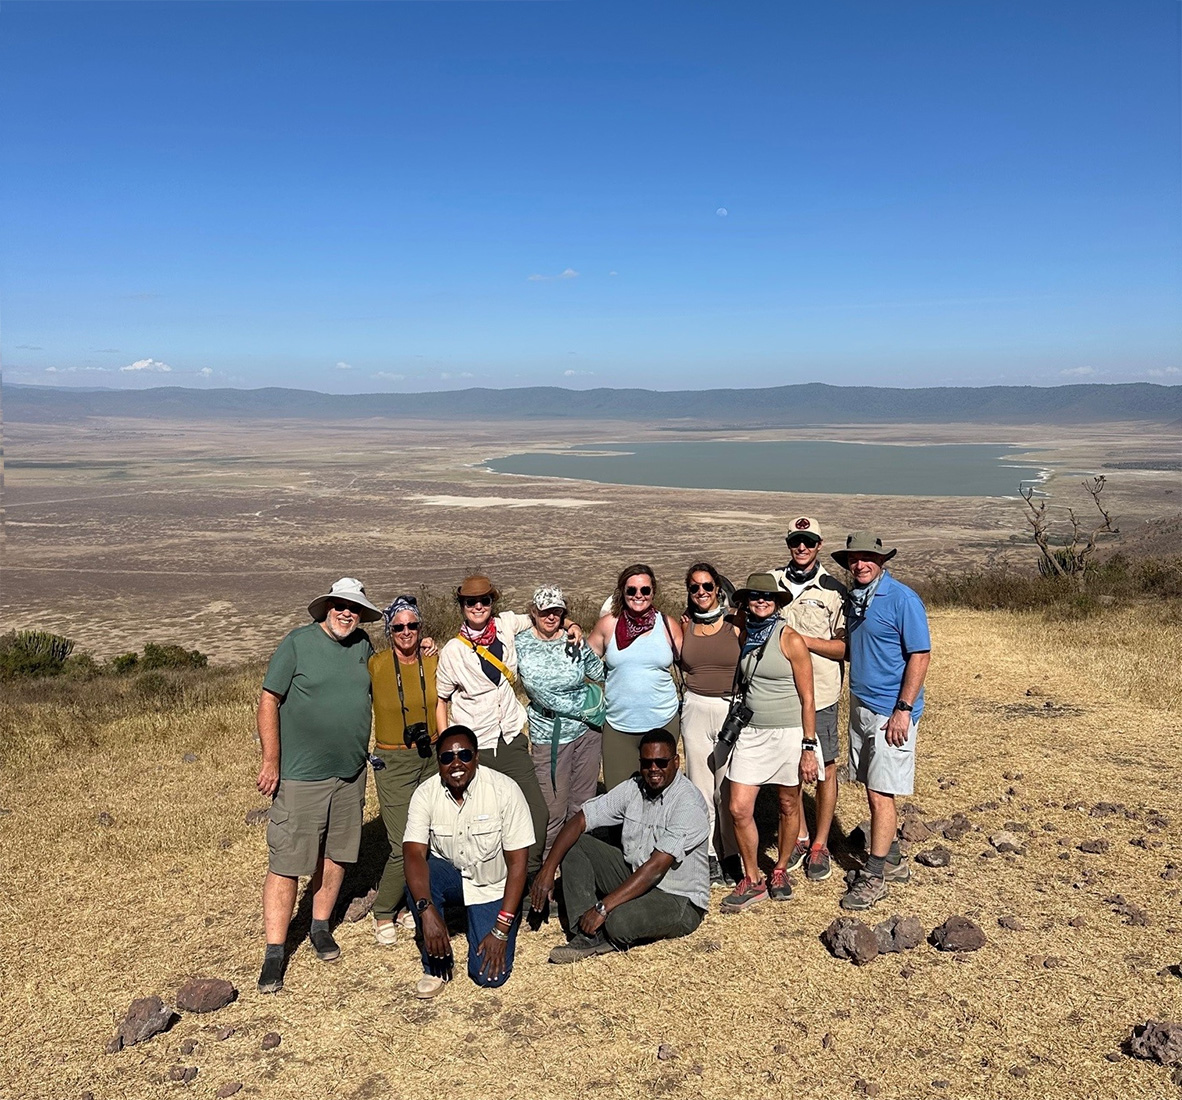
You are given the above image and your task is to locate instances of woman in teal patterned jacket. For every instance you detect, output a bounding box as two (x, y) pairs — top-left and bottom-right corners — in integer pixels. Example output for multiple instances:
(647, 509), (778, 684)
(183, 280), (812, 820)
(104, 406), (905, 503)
(513, 585), (605, 860)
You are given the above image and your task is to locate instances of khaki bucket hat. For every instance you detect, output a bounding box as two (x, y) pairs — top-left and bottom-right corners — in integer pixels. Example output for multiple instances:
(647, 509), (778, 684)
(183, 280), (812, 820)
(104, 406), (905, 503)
(830, 531), (898, 570)
(307, 577), (382, 623)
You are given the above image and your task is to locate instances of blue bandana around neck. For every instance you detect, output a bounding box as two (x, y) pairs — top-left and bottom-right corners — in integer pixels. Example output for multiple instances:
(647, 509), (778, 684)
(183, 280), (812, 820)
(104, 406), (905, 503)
(848, 572), (884, 624)
(741, 612), (778, 656)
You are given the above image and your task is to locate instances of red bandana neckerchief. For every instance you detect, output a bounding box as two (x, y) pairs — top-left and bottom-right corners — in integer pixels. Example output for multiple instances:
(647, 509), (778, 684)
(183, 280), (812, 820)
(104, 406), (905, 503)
(614, 606), (657, 651)
(460, 621), (497, 648)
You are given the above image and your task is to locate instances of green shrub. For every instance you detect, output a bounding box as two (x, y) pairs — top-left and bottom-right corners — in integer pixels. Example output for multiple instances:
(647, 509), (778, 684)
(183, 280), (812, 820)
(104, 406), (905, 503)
(0, 630), (76, 680)
(108, 652), (140, 675)
(63, 652), (101, 682)
(141, 642), (208, 670)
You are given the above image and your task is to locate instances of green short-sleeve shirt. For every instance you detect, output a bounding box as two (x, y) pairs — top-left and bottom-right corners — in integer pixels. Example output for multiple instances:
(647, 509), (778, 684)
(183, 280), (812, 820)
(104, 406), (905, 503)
(262, 622), (374, 781)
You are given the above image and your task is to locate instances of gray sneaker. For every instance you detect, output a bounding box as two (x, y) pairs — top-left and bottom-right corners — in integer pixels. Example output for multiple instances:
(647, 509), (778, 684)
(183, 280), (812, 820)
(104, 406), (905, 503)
(548, 932), (615, 964)
(783, 839), (810, 873)
(768, 868), (793, 901)
(804, 846), (832, 882)
(720, 875), (769, 913)
(885, 856), (911, 883)
(840, 871), (888, 911)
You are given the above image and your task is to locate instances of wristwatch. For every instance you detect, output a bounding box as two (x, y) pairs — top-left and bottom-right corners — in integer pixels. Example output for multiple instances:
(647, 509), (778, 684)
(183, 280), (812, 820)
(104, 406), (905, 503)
(801, 739), (817, 751)
(415, 897), (433, 913)
(594, 901), (608, 917)
(894, 699), (913, 713)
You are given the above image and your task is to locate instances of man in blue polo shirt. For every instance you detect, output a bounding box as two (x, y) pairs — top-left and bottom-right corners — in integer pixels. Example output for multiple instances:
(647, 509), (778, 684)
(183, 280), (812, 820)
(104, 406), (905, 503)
(831, 532), (931, 911)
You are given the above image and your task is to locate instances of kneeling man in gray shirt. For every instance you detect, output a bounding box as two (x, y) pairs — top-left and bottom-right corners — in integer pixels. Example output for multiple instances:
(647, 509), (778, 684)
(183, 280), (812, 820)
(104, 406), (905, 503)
(530, 728), (709, 963)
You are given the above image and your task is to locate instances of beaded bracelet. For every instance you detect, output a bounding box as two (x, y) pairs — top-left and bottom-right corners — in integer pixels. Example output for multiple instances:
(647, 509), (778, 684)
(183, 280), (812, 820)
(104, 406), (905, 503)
(496, 910), (515, 925)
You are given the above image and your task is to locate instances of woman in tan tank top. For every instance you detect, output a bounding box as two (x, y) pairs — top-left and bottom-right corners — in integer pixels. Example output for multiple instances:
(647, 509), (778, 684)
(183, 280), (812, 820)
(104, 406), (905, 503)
(677, 562), (741, 887)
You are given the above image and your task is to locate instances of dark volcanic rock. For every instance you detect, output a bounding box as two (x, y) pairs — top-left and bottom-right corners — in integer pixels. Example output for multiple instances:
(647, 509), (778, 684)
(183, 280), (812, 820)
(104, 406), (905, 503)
(942, 814), (972, 842)
(1090, 801), (1126, 818)
(176, 978), (237, 1014)
(1078, 838), (1110, 854)
(344, 887), (378, 923)
(182, 752), (198, 764)
(261, 1031), (282, 1050)
(97, 812), (115, 827)
(916, 846), (951, 868)
(1129, 1020), (1182, 1066)
(216, 1026), (236, 1041)
(104, 1036), (123, 1055)
(900, 818), (932, 842)
(179, 1038), (197, 1055)
(821, 918), (880, 965)
(216, 1085), (243, 1099)
(656, 1043), (677, 1061)
(117, 996), (177, 1047)
(168, 1066), (198, 1083)
(873, 915), (924, 954)
(930, 916), (986, 952)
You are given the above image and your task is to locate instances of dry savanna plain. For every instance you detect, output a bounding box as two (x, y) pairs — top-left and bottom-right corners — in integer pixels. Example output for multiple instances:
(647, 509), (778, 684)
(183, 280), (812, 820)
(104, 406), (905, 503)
(1, 415), (1181, 1100)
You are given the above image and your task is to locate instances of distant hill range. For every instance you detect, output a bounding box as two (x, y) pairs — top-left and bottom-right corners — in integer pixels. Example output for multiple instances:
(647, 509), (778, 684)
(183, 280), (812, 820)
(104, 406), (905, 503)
(5, 381), (1182, 425)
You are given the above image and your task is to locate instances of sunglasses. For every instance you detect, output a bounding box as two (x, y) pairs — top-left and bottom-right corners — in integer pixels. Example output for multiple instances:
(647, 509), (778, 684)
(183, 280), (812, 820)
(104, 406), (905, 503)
(438, 748), (476, 765)
(748, 593), (777, 602)
(625, 585), (653, 597)
(389, 622), (421, 634)
(327, 601), (359, 613)
(461, 595), (492, 608)
(537, 607), (564, 617)
(641, 757), (672, 769)
(688, 582), (715, 594)
(786, 537), (818, 549)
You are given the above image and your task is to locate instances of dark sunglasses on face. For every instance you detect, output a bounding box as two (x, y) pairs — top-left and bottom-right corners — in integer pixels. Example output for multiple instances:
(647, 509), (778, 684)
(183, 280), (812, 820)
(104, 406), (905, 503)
(688, 582), (715, 594)
(327, 601), (359, 613)
(748, 593), (776, 602)
(461, 595), (492, 608)
(438, 748), (476, 765)
(625, 585), (653, 597)
(389, 622), (421, 634)
(641, 756), (672, 769)
(787, 537), (817, 549)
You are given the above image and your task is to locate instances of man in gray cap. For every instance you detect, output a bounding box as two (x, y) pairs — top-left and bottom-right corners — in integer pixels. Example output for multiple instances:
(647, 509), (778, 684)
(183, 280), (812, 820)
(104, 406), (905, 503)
(255, 577), (381, 993)
(831, 534), (930, 911)
(771, 516), (848, 884)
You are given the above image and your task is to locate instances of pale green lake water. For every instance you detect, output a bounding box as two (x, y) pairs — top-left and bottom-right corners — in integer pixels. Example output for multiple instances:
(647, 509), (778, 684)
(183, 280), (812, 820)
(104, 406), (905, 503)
(483, 441), (1046, 497)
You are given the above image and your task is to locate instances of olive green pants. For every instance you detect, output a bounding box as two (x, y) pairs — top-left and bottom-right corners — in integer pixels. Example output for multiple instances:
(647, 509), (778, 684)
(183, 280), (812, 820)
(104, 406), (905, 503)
(482, 731), (549, 874)
(372, 747), (436, 921)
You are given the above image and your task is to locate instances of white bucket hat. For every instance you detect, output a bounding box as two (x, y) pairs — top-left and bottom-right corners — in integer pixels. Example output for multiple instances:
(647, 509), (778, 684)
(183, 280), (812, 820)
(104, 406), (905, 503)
(307, 577), (382, 623)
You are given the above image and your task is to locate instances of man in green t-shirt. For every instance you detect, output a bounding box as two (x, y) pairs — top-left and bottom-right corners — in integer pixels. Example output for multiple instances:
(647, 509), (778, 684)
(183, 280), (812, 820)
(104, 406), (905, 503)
(256, 577), (379, 995)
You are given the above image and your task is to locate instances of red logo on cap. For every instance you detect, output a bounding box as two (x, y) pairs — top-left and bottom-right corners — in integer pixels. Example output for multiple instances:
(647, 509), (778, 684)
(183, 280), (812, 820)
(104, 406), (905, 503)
(794, 518), (811, 530)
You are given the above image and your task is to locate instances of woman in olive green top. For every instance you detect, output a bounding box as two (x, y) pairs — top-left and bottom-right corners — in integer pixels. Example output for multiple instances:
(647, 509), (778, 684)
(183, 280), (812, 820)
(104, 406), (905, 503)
(368, 595), (440, 944)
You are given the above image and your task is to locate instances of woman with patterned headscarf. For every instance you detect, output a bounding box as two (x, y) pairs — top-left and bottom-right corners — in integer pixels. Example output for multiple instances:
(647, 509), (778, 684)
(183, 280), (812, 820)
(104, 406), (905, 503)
(368, 594), (440, 945)
(512, 585), (605, 860)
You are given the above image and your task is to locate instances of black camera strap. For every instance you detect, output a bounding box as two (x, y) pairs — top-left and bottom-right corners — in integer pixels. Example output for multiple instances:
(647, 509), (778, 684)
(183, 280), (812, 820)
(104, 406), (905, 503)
(394, 650), (430, 736)
(731, 627), (776, 706)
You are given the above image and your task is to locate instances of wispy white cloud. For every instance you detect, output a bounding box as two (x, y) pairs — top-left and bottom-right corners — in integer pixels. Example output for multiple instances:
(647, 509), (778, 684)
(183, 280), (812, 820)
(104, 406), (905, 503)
(16, 344), (43, 350)
(335, 361), (354, 370)
(371, 371), (405, 381)
(1059, 366), (1097, 377)
(564, 369), (594, 377)
(609, 271), (618, 277)
(1144, 367), (1181, 378)
(198, 367), (214, 378)
(440, 371), (476, 381)
(527, 268), (580, 282)
(45, 365), (110, 374)
(558, 268), (578, 279)
(121, 357), (172, 373)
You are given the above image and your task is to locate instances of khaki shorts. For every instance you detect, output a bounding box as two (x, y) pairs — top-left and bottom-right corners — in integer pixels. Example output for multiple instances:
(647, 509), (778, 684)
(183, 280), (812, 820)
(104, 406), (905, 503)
(267, 770), (366, 876)
(848, 695), (917, 796)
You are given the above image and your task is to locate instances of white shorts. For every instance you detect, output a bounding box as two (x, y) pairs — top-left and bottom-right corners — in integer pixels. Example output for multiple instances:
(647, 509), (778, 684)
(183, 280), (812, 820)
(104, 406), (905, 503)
(848, 694), (918, 796)
(726, 725), (825, 788)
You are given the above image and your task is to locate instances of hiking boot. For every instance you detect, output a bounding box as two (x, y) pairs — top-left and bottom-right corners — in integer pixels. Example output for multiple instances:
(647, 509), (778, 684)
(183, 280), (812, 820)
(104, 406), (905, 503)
(548, 932), (615, 964)
(414, 974), (447, 999)
(840, 871), (888, 911)
(768, 868), (793, 901)
(885, 856), (911, 883)
(709, 856), (726, 887)
(805, 845), (832, 882)
(309, 928), (341, 962)
(720, 875), (769, 913)
(783, 839), (810, 873)
(257, 953), (285, 995)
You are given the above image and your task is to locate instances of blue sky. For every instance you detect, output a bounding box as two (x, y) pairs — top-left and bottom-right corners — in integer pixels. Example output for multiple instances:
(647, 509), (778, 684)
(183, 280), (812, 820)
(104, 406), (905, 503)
(2, 1), (1179, 393)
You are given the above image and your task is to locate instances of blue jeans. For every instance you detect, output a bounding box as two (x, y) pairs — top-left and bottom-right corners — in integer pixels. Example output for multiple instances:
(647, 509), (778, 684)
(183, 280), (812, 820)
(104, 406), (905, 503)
(406, 856), (520, 988)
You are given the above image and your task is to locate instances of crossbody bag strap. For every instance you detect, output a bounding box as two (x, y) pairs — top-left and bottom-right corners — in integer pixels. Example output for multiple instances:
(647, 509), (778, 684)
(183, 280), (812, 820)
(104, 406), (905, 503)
(732, 629), (775, 704)
(457, 635), (517, 685)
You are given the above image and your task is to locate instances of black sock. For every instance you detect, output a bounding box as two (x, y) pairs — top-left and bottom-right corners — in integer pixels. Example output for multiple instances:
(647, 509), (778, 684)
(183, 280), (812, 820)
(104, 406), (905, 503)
(865, 854), (887, 879)
(310, 918), (330, 936)
(264, 943), (284, 963)
(887, 839), (902, 864)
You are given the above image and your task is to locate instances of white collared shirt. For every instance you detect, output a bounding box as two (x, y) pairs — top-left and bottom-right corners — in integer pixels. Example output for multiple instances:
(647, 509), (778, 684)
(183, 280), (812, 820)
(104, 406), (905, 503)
(403, 765), (535, 905)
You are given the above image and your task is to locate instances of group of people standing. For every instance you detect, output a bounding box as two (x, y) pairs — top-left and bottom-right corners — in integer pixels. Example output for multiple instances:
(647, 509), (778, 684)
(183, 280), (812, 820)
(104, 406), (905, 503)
(253, 516), (931, 998)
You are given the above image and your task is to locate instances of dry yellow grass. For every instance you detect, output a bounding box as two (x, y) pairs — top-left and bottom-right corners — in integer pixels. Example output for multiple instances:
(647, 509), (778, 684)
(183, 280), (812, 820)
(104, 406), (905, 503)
(2, 607), (1181, 1100)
